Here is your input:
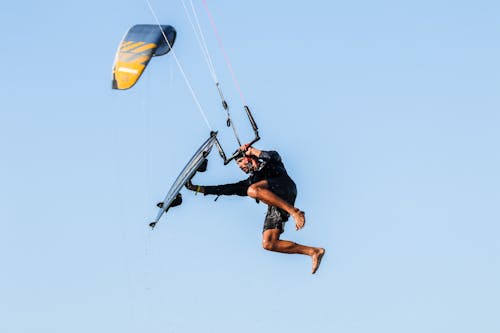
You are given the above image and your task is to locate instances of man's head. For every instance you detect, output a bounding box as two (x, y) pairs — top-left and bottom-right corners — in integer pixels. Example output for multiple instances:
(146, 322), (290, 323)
(235, 153), (259, 174)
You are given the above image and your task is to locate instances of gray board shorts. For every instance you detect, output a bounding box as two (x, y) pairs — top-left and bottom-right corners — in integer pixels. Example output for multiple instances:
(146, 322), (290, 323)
(263, 176), (297, 233)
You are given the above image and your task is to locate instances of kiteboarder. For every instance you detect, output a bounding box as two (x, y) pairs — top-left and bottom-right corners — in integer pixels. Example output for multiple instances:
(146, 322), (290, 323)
(186, 144), (325, 274)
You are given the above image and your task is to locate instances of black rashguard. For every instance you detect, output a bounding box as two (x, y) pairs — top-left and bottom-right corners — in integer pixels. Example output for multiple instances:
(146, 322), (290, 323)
(202, 150), (298, 233)
(203, 150), (295, 200)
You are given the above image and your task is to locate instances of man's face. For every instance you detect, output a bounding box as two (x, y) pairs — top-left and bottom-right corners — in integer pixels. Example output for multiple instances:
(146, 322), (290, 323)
(236, 156), (255, 173)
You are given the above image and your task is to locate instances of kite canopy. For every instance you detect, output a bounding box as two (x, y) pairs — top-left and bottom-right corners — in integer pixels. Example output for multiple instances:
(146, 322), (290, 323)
(112, 24), (176, 90)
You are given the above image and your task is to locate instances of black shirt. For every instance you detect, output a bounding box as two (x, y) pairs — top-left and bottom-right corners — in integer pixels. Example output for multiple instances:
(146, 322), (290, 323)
(203, 150), (293, 197)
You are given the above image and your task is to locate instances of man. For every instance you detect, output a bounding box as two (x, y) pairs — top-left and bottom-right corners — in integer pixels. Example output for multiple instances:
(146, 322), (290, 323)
(186, 144), (325, 274)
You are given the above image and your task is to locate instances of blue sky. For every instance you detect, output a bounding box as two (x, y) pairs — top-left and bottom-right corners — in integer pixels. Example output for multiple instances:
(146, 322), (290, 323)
(1, 1), (499, 332)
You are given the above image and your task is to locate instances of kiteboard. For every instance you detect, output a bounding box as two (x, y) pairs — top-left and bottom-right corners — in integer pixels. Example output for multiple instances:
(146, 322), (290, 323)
(149, 131), (218, 229)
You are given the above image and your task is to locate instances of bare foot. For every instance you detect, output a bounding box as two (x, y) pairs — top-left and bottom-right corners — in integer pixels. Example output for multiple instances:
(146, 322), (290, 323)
(292, 209), (305, 230)
(311, 248), (325, 274)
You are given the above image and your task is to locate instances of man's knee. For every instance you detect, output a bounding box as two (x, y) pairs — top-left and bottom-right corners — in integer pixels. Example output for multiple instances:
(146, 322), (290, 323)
(262, 238), (277, 251)
(247, 184), (260, 198)
(247, 180), (269, 198)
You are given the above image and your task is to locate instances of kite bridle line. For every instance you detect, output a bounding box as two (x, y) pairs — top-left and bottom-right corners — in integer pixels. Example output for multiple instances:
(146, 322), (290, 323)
(181, 0), (260, 164)
(145, 0), (260, 165)
(180, 0), (242, 146)
(201, 0), (247, 107)
(145, 0), (213, 131)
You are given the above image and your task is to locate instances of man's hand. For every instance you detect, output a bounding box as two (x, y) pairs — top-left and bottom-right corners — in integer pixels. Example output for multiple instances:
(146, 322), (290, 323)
(240, 143), (251, 152)
(240, 143), (261, 158)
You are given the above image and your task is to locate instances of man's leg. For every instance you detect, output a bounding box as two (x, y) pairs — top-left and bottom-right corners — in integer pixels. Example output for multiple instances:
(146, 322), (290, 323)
(247, 180), (305, 229)
(262, 229), (325, 274)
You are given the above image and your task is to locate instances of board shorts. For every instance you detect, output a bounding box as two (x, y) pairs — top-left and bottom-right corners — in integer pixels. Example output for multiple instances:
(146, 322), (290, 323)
(263, 176), (297, 233)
